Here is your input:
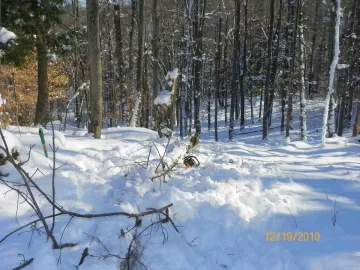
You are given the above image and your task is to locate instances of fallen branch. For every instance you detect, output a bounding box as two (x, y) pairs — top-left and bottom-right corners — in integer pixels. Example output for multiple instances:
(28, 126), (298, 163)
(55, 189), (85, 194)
(0, 204), (174, 244)
(76, 248), (89, 268)
(12, 257), (34, 270)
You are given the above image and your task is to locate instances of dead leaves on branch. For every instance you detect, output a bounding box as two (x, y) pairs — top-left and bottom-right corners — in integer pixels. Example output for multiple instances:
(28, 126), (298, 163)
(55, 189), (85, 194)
(0, 54), (68, 125)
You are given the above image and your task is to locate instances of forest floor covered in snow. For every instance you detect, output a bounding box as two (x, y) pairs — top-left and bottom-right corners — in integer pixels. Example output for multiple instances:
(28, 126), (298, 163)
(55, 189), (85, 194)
(0, 98), (360, 270)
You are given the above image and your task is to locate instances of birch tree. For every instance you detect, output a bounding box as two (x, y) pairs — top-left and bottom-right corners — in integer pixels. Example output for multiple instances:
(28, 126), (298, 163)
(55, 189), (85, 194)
(322, 0), (341, 146)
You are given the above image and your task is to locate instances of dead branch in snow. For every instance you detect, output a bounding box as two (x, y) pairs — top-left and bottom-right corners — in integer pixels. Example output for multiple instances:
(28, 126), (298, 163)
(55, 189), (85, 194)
(0, 126), (178, 270)
(12, 255), (34, 270)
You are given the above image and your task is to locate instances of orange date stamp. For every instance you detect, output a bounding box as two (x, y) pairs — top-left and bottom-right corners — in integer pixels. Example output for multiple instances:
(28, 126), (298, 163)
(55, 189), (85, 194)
(265, 232), (320, 242)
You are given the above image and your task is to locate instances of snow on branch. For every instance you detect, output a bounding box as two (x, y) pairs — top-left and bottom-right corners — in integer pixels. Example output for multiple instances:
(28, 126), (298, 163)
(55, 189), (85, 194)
(0, 27), (16, 44)
(154, 68), (179, 106)
(336, 64), (349, 69)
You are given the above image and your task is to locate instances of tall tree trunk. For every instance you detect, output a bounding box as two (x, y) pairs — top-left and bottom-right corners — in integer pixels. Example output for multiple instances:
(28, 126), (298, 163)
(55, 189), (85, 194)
(337, 63), (349, 136)
(215, 16), (222, 141)
(268, 0), (283, 128)
(229, 0), (240, 140)
(152, 0), (160, 130)
(326, 0), (337, 138)
(346, 0), (358, 128)
(299, 3), (307, 141)
(281, 1), (292, 132)
(285, 0), (300, 139)
(107, 3), (116, 127)
(223, 16), (229, 124)
(207, 64), (211, 130)
(72, 0), (81, 128)
(194, 0), (206, 136)
(262, 0), (275, 139)
(184, 0), (193, 136)
(308, 0), (320, 99)
(130, 0), (145, 127)
(352, 0), (360, 136)
(239, 0), (248, 129)
(87, 0), (103, 138)
(114, 2), (126, 124)
(34, 36), (49, 127)
(127, 0), (137, 122)
(322, 0), (341, 146)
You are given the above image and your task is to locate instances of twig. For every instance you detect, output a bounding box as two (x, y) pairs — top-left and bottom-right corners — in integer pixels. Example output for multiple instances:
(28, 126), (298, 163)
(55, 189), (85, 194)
(0, 213), (63, 244)
(189, 237), (197, 246)
(153, 134), (172, 173)
(18, 145), (35, 166)
(76, 248), (89, 268)
(286, 205), (298, 228)
(57, 216), (75, 265)
(12, 258), (34, 270)
(322, 189), (329, 200)
(146, 146), (152, 168)
(332, 197), (339, 226)
(1, 204), (174, 244)
(84, 232), (124, 260)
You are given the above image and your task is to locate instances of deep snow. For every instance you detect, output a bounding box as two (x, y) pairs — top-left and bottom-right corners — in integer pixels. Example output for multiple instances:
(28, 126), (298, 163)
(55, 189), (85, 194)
(0, 98), (359, 270)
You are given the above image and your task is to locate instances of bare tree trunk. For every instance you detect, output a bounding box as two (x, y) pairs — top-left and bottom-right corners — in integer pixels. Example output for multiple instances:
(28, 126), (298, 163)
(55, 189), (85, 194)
(184, 0), (193, 136)
(268, 0), (283, 128)
(207, 64), (211, 130)
(72, 0), (81, 128)
(299, 3), (307, 141)
(87, 0), (103, 138)
(322, 0), (341, 146)
(215, 16), (222, 141)
(127, 0), (137, 122)
(239, 0), (248, 129)
(34, 36), (49, 126)
(308, 0), (320, 99)
(152, 0), (160, 130)
(130, 0), (145, 127)
(262, 0), (275, 139)
(107, 3), (116, 128)
(281, 0), (291, 132)
(326, 0), (337, 138)
(223, 16), (229, 124)
(345, 0), (358, 128)
(229, 0), (240, 140)
(194, 0), (206, 136)
(113, 2), (126, 125)
(285, 0), (300, 139)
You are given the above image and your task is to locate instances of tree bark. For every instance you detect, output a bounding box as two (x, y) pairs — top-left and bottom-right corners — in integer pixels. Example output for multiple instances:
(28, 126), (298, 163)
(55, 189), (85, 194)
(308, 0), (320, 99)
(299, 3), (307, 141)
(268, 0), (283, 128)
(113, 2), (126, 124)
(229, 0), (240, 140)
(194, 0), (206, 136)
(152, 0), (160, 130)
(34, 36), (49, 126)
(262, 0), (275, 139)
(130, 0), (145, 127)
(215, 16), (222, 141)
(239, 0), (247, 129)
(87, 0), (103, 138)
(285, 0), (300, 139)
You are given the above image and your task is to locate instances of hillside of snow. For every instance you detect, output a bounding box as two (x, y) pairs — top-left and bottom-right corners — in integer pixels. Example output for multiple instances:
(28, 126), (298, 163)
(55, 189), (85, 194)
(0, 98), (359, 270)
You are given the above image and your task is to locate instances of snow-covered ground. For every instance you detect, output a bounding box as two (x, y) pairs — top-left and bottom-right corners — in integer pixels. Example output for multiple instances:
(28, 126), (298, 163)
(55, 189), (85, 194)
(0, 98), (359, 270)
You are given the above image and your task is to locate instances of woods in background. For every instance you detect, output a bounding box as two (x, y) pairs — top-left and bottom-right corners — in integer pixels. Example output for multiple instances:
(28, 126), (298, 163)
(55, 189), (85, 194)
(0, 0), (359, 140)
